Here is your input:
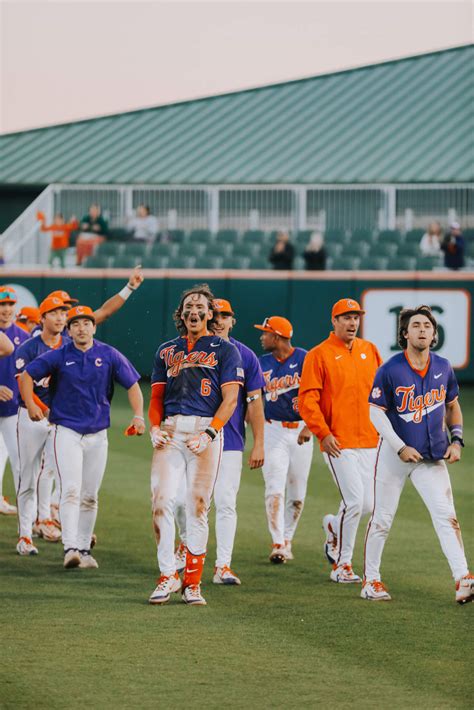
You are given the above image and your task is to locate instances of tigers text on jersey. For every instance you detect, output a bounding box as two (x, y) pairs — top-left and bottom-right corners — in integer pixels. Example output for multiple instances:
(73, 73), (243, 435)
(259, 347), (307, 422)
(369, 351), (458, 460)
(15, 335), (66, 408)
(224, 337), (265, 452)
(151, 335), (244, 418)
(26, 339), (140, 435)
(0, 323), (30, 417)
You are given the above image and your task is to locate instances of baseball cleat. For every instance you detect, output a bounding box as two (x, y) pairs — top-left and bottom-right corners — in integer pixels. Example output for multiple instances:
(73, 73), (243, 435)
(269, 544), (287, 564)
(36, 519), (61, 542)
(0, 496), (17, 516)
(63, 549), (81, 568)
(182, 583), (207, 605)
(456, 573), (474, 604)
(79, 551), (99, 569)
(322, 514), (338, 565)
(361, 579), (392, 601)
(50, 503), (60, 526)
(330, 563), (362, 584)
(149, 572), (182, 605)
(175, 542), (187, 574)
(284, 540), (294, 561)
(213, 565), (241, 585)
(16, 537), (39, 556)
(32, 521), (41, 538)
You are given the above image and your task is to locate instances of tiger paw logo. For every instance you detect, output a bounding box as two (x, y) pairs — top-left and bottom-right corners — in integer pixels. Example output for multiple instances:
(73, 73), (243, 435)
(371, 387), (382, 399)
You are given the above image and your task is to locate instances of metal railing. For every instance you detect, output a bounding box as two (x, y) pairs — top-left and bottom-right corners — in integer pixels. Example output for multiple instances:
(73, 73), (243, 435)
(0, 185), (54, 266)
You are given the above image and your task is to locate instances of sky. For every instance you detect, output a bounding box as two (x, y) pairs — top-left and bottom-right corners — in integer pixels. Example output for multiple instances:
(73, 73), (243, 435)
(1, 0), (472, 134)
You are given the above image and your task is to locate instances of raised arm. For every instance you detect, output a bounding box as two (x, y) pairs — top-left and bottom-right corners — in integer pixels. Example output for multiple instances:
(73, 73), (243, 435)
(94, 266), (144, 325)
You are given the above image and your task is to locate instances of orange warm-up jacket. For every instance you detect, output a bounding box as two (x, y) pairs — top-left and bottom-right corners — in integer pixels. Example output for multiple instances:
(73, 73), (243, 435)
(298, 332), (382, 450)
(40, 218), (78, 250)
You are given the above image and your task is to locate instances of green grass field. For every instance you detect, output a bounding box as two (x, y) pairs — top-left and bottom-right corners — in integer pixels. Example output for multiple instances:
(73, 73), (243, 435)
(1, 388), (473, 709)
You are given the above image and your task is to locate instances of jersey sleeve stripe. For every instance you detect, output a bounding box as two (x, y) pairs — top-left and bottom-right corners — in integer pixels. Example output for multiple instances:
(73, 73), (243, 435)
(447, 395), (459, 404)
(369, 402), (387, 411)
(221, 381), (244, 387)
(151, 381), (167, 387)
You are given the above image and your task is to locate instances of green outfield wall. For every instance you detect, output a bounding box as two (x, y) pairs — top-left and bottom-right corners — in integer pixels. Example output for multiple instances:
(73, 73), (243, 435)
(3, 270), (473, 382)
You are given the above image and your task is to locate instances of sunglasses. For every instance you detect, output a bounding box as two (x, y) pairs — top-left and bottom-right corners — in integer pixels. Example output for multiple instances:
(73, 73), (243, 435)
(0, 291), (15, 302)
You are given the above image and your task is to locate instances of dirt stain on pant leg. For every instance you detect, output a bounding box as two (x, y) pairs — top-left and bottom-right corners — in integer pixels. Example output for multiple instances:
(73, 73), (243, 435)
(449, 517), (464, 549)
(81, 495), (97, 511)
(292, 499), (303, 521)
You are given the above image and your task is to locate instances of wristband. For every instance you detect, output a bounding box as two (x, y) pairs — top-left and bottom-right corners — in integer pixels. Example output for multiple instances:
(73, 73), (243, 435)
(451, 436), (464, 447)
(397, 445), (407, 456)
(205, 427), (218, 441)
(118, 285), (133, 300)
(246, 393), (260, 403)
(210, 416), (224, 431)
(133, 415), (145, 421)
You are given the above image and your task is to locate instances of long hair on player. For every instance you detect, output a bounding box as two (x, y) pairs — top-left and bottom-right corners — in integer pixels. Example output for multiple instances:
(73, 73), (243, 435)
(173, 283), (216, 335)
(397, 304), (438, 349)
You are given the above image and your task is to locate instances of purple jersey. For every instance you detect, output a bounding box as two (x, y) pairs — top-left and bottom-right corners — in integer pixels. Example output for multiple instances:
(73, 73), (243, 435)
(260, 347), (307, 422)
(152, 335), (244, 418)
(26, 339), (140, 435)
(0, 323), (30, 417)
(223, 337), (265, 452)
(15, 335), (67, 408)
(369, 352), (458, 460)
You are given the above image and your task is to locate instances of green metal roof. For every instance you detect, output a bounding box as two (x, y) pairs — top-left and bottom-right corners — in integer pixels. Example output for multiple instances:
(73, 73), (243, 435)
(1, 46), (473, 185)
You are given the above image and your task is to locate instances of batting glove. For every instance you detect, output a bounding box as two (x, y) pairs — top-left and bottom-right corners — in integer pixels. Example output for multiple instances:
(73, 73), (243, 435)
(187, 427), (217, 454)
(150, 428), (170, 449)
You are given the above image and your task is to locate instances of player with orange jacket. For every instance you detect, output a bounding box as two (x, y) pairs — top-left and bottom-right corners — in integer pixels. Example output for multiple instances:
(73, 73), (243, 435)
(299, 298), (382, 584)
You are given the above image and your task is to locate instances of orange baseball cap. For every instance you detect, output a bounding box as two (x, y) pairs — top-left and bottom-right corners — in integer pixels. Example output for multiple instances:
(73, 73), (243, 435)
(254, 316), (293, 339)
(213, 298), (234, 315)
(47, 290), (79, 305)
(39, 297), (68, 317)
(332, 298), (365, 318)
(0, 286), (17, 304)
(17, 306), (41, 324)
(67, 305), (96, 325)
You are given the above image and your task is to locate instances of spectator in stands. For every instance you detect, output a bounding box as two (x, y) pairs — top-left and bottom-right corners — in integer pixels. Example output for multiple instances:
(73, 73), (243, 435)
(303, 231), (327, 271)
(76, 204), (109, 265)
(269, 231), (295, 270)
(127, 205), (159, 242)
(441, 221), (465, 270)
(37, 211), (79, 268)
(419, 221), (442, 257)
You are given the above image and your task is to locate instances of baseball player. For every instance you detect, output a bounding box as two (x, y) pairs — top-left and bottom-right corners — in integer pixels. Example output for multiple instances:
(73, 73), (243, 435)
(16, 307), (41, 334)
(299, 298), (382, 583)
(255, 316), (313, 564)
(363, 305), (473, 604)
(0, 287), (30, 515)
(148, 284), (243, 606)
(15, 296), (69, 555)
(20, 305), (144, 569)
(173, 298), (265, 585)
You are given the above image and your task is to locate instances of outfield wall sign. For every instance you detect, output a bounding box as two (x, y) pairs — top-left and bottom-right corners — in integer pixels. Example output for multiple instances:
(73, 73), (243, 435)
(361, 289), (471, 369)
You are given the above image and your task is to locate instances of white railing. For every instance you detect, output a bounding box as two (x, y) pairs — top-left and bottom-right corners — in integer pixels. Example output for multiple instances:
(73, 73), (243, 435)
(0, 185), (55, 266)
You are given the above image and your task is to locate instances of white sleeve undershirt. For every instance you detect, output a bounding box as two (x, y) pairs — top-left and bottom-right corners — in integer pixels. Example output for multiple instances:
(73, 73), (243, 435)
(369, 404), (406, 453)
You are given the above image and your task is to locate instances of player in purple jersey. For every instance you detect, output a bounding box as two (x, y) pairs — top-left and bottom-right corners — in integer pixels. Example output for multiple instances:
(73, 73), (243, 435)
(15, 296), (69, 554)
(0, 286), (30, 515)
(255, 316), (313, 564)
(173, 298), (265, 585)
(148, 284), (243, 606)
(21, 305), (144, 569)
(363, 305), (473, 604)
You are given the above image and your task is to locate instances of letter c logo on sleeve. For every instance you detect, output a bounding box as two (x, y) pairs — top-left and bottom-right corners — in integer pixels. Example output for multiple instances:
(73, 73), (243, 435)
(95, 358), (102, 367)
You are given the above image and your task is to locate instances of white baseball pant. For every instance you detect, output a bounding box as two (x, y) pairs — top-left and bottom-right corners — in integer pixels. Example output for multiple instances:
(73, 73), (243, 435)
(364, 440), (469, 581)
(0, 433), (9, 493)
(53, 425), (108, 551)
(151, 415), (222, 577)
(262, 420), (313, 546)
(0, 414), (20, 493)
(324, 447), (377, 566)
(16, 407), (51, 538)
(37, 434), (58, 521)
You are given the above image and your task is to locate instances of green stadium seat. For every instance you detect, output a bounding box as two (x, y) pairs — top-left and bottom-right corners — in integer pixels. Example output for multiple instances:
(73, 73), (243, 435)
(343, 242), (370, 258)
(386, 257), (417, 270)
(359, 257), (389, 270)
(180, 243), (203, 258)
(123, 243), (148, 258)
(324, 243), (343, 259)
(249, 257), (270, 270)
(377, 229), (402, 244)
(107, 228), (130, 242)
(207, 243), (231, 259)
(166, 229), (186, 243)
(111, 255), (139, 268)
(416, 256), (441, 271)
(352, 228), (375, 243)
(294, 257), (305, 271)
(325, 228), (346, 243)
(83, 255), (110, 268)
(371, 243), (398, 258)
(141, 256), (168, 269)
(232, 243), (257, 258)
(96, 242), (122, 257)
(222, 257), (250, 269)
(330, 257), (360, 270)
(295, 230), (313, 245)
(397, 243), (420, 258)
(242, 230), (266, 244)
(167, 256), (192, 269)
(151, 242), (174, 257)
(463, 228), (474, 241)
(467, 241), (474, 258)
(194, 256), (222, 269)
(189, 229), (212, 244)
(216, 230), (239, 244)
(405, 229), (425, 243)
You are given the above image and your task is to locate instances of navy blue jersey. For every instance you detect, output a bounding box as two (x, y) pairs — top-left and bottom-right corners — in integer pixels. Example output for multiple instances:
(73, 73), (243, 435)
(224, 337), (265, 452)
(15, 335), (67, 408)
(260, 347), (307, 422)
(26, 339), (140, 435)
(0, 323), (30, 416)
(152, 335), (244, 418)
(369, 351), (458, 460)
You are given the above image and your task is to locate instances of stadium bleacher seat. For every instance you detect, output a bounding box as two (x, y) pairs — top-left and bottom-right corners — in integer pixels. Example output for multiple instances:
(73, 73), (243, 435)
(189, 229), (212, 244)
(330, 256), (360, 270)
(325, 228), (346, 243)
(216, 230), (239, 244)
(194, 256), (222, 269)
(151, 242), (175, 257)
(107, 228), (130, 242)
(123, 243), (148, 258)
(83, 255), (110, 268)
(397, 243), (420, 258)
(343, 242), (370, 258)
(467, 241), (474, 258)
(111, 255), (139, 268)
(352, 228), (375, 243)
(324, 243), (343, 259)
(167, 256), (192, 268)
(416, 256), (440, 270)
(242, 230), (266, 244)
(377, 229), (402, 244)
(166, 229), (186, 243)
(96, 242), (122, 257)
(233, 243), (258, 258)
(295, 230), (313, 246)
(294, 257), (305, 270)
(386, 257), (417, 270)
(209, 243), (231, 259)
(249, 257), (269, 269)
(405, 229), (425, 243)
(359, 257), (389, 270)
(180, 243), (203, 258)
(222, 257), (250, 269)
(463, 228), (474, 241)
(141, 257), (168, 269)
(371, 243), (398, 258)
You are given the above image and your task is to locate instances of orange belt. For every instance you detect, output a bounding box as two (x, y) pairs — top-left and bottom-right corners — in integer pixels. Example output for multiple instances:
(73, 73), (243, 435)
(266, 419), (300, 429)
